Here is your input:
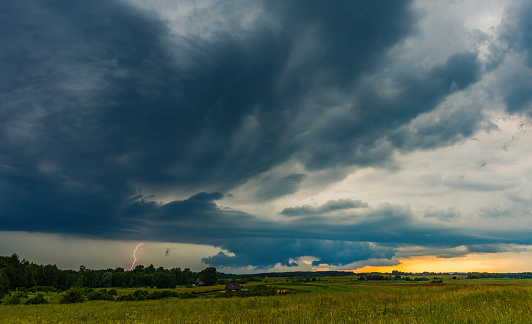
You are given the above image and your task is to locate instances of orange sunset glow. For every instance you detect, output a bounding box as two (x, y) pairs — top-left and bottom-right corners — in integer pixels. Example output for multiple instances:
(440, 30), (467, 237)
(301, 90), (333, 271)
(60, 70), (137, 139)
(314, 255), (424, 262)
(350, 252), (532, 273)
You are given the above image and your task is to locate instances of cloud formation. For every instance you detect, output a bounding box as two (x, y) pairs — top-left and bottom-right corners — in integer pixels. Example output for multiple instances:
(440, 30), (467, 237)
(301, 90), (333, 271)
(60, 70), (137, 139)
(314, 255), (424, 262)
(1, 0), (532, 270)
(281, 199), (369, 217)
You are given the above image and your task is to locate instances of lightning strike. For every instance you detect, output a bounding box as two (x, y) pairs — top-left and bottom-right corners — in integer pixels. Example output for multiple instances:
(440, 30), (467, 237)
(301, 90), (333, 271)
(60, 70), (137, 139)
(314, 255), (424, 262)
(129, 242), (144, 271)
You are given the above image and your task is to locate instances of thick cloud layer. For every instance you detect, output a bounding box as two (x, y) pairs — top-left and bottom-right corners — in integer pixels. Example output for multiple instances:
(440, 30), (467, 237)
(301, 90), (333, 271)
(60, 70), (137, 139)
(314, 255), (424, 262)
(1, 0), (532, 270)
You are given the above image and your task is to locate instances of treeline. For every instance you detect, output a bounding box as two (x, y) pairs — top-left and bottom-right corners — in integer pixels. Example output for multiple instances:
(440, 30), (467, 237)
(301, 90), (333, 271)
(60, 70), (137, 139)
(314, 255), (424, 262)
(219, 270), (355, 280)
(467, 272), (532, 279)
(357, 274), (444, 283)
(0, 254), (217, 292)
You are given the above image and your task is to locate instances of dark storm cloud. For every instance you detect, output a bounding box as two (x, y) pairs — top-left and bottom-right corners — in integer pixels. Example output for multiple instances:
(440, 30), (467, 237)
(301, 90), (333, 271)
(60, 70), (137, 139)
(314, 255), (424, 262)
(384, 53), (483, 150)
(292, 52), (483, 171)
(202, 239), (395, 269)
(281, 199), (368, 217)
(255, 174), (307, 201)
(466, 244), (526, 254)
(0, 0), (517, 268)
(497, 0), (532, 113)
(114, 194), (531, 268)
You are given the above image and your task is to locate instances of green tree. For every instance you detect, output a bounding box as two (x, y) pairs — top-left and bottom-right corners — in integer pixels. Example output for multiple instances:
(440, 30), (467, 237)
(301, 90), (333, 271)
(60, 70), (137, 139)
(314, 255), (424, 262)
(0, 270), (10, 299)
(199, 267), (218, 286)
(153, 272), (174, 289)
(100, 272), (113, 287)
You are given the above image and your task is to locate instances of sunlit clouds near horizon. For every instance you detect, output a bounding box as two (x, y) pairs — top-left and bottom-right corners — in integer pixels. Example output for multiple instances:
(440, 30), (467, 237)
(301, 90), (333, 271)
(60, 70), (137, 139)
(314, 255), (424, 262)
(1, 0), (532, 273)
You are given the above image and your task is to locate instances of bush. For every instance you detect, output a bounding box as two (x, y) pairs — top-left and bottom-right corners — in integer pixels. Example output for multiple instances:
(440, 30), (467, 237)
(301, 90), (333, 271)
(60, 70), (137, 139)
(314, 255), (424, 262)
(116, 290), (149, 302)
(4, 294), (21, 305)
(145, 291), (162, 300)
(107, 289), (117, 295)
(60, 288), (85, 304)
(25, 294), (48, 305)
(116, 294), (135, 302)
(133, 290), (149, 300)
(87, 291), (114, 301)
(146, 290), (174, 300)
(29, 286), (61, 293)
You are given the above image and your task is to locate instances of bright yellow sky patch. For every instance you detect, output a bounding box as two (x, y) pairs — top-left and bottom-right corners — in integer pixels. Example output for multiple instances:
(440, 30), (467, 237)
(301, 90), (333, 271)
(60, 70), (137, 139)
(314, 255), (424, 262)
(350, 252), (532, 273)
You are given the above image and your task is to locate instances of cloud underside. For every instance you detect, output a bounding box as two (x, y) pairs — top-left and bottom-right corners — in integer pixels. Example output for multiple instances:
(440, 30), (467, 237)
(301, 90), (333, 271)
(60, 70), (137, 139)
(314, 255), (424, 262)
(1, 0), (532, 269)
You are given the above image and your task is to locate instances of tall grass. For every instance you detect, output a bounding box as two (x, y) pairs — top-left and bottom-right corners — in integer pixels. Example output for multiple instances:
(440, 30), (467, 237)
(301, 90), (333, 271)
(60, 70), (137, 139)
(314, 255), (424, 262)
(2, 282), (532, 323)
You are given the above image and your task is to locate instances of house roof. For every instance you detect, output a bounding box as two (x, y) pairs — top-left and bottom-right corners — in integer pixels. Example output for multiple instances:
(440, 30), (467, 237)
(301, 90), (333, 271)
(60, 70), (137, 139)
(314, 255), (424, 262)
(226, 283), (241, 290)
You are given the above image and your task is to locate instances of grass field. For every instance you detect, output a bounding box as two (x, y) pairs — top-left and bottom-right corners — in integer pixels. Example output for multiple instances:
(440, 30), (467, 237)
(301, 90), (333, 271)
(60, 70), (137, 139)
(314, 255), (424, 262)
(2, 277), (532, 323)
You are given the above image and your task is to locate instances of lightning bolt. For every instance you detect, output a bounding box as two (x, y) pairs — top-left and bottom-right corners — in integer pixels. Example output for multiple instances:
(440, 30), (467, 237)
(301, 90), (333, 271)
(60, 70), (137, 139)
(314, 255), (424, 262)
(129, 242), (144, 271)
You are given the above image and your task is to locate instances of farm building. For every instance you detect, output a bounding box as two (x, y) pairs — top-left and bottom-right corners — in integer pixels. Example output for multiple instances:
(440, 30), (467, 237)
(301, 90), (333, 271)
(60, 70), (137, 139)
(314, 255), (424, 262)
(225, 283), (241, 291)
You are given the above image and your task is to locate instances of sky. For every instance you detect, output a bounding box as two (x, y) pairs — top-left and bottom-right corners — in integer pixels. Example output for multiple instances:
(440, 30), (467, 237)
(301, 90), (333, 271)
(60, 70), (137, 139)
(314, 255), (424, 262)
(1, 0), (532, 273)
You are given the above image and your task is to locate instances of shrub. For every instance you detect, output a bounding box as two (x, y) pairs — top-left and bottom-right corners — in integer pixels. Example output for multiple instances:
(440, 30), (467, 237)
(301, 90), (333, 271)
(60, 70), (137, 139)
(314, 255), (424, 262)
(116, 294), (135, 302)
(116, 290), (150, 302)
(145, 291), (162, 300)
(107, 289), (117, 295)
(4, 294), (21, 305)
(60, 288), (85, 304)
(87, 291), (114, 301)
(133, 290), (149, 300)
(25, 294), (48, 305)
(29, 286), (61, 293)
(146, 290), (174, 300)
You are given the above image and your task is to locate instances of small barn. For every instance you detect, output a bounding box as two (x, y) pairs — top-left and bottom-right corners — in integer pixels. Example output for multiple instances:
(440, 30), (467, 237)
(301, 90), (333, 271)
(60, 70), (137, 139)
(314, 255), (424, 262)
(225, 282), (241, 291)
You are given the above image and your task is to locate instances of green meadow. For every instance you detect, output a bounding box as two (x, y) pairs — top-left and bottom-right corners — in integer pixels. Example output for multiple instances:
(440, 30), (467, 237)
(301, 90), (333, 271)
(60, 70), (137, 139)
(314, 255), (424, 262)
(2, 276), (532, 323)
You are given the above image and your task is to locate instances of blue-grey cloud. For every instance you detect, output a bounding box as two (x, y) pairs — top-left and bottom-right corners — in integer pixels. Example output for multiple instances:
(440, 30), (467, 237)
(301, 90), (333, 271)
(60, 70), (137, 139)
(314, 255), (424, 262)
(255, 174), (307, 201)
(202, 239), (395, 269)
(281, 199), (368, 217)
(1, 0), (531, 269)
(497, 0), (532, 113)
(467, 244), (527, 254)
(423, 206), (461, 221)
